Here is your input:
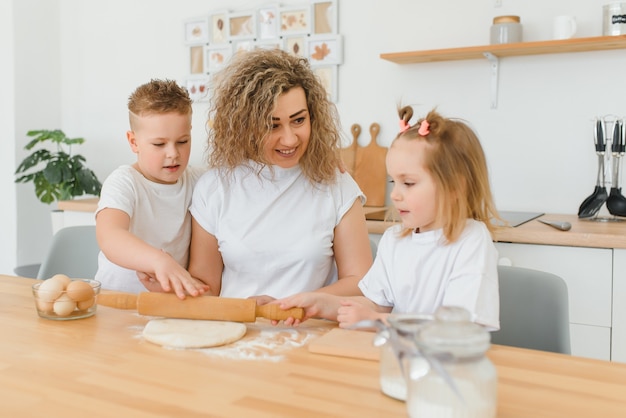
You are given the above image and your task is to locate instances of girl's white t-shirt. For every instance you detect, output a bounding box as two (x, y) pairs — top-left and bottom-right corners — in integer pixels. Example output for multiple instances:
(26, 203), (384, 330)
(359, 220), (500, 330)
(190, 162), (364, 299)
(94, 165), (205, 293)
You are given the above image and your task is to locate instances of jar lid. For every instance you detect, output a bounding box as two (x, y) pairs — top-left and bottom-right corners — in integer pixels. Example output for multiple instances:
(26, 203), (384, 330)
(493, 15), (521, 24)
(387, 313), (433, 337)
(417, 306), (490, 359)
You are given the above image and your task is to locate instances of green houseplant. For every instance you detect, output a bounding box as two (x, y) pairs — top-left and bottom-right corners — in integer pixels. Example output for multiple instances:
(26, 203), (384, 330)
(15, 130), (102, 204)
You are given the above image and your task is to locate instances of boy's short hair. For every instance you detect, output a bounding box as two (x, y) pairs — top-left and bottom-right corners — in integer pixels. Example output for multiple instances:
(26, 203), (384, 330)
(128, 79), (192, 129)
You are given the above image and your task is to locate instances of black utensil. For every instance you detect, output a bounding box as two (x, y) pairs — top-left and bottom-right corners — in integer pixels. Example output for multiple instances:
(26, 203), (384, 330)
(578, 119), (608, 218)
(607, 119), (626, 217)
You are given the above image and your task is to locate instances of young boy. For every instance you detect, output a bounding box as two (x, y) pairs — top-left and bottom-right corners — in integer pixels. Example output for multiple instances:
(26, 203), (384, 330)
(95, 79), (208, 299)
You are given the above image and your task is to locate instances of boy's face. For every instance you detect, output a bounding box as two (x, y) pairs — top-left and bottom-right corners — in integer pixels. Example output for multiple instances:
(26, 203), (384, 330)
(127, 112), (192, 184)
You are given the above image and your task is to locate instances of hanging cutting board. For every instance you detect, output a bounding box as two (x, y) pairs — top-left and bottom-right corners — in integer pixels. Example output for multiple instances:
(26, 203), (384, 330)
(340, 124), (360, 177)
(308, 328), (380, 361)
(354, 123), (387, 207)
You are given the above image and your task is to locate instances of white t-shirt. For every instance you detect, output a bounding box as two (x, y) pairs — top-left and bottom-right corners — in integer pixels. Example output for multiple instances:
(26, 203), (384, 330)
(94, 165), (205, 293)
(190, 162), (365, 299)
(359, 220), (500, 330)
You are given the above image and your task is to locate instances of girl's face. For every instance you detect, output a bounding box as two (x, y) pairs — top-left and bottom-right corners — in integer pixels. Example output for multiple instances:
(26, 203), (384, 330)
(386, 137), (442, 232)
(127, 112), (192, 184)
(263, 87), (311, 169)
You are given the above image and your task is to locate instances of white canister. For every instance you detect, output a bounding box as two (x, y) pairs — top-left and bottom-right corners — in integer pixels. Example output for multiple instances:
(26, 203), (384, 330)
(603, 2), (626, 36)
(490, 15), (522, 44)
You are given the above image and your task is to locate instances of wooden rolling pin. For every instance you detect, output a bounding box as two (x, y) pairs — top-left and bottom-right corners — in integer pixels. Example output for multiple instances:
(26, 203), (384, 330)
(97, 292), (304, 322)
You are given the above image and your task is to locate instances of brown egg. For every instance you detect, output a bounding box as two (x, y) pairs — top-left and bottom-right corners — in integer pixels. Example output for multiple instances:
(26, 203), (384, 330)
(36, 298), (54, 313)
(77, 297), (95, 311)
(53, 294), (76, 317)
(66, 280), (95, 302)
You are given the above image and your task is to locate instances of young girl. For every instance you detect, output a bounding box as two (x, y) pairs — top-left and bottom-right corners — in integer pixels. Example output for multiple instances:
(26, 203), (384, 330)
(277, 107), (501, 330)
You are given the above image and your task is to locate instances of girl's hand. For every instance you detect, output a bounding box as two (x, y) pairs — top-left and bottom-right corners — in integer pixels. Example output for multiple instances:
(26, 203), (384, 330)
(337, 299), (381, 328)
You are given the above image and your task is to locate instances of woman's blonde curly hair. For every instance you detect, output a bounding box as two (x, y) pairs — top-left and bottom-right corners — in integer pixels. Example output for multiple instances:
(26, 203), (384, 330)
(206, 49), (341, 183)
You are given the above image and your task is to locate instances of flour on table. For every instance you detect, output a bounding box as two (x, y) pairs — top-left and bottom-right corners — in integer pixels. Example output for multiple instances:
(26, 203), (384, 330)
(135, 319), (329, 361)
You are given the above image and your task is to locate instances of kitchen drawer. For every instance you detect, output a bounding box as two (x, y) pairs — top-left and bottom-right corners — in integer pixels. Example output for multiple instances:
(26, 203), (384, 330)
(570, 323), (611, 361)
(494, 243), (612, 327)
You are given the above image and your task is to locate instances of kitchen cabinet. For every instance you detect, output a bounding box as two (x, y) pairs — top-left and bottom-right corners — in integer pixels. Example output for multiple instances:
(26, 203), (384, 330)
(613, 249), (626, 363)
(380, 35), (626, 108)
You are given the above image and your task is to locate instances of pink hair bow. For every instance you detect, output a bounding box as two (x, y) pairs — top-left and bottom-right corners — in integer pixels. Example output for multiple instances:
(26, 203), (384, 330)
(399, 120), (411, 133)
(418, 120), (430, 136)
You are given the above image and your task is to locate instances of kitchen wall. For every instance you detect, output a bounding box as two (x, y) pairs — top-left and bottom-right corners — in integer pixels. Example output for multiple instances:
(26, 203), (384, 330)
(3, 0), (625, 273)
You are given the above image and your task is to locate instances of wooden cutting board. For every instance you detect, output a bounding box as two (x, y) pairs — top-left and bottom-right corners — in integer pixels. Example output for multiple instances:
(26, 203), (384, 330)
(354, 123), (387, 207)
(340, 124), (360, 177)
(308, 328), (380, 361)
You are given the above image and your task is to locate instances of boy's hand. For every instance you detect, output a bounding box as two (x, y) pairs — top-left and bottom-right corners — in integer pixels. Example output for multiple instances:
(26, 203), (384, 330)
(144, 251), (211, 299)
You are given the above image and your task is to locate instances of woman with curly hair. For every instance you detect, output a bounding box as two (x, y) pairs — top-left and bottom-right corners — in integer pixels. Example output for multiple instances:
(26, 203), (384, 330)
(188, 49), (372, 305)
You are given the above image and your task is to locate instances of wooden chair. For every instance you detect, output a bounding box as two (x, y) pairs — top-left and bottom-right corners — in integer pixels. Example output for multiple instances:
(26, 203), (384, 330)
(491, 265), (571, 354)
(37, 225), (100, 280)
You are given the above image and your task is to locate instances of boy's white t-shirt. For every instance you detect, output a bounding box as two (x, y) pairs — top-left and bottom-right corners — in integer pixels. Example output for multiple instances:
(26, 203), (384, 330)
(190, 162), (365, 299)
(94, 165), (205, 293)
(359, 220), (500, 330)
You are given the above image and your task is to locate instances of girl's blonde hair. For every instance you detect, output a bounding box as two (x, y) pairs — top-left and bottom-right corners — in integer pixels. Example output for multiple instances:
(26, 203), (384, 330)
(206, 49), (341, 183)
(395, 106), (501, 242)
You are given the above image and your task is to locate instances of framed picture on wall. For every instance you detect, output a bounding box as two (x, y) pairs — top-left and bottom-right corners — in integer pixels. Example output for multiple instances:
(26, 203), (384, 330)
(257, 5), (279, 40)
(189, 45), (205, 74)
(255, 39), (282, 51)
(313, 66), (337, 102)
(186, 76), (210, 102)
(307, 35), (342, 66)
(184, 17), (210, 45)
(311, 0), (337, 34)
(209, 11), (229, 44)
(284, 36), (307, 58)
(229, 11), (256, 40)
(205, 44), (233, 72)
(279, 6), (311, 36)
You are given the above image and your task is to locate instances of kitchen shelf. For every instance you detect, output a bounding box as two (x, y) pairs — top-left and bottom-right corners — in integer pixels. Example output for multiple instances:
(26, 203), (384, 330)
(380, 35), (626, 64)
(380, 35), (626, 108)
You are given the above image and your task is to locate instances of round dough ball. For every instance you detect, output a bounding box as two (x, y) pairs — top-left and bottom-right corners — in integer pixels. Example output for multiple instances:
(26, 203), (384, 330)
(53, 294), (76, 317)
(66, 280), (95, 302)
(37, 279), (65, 303)
(50, 274), (71, 289)
(142, 319), (247, 349)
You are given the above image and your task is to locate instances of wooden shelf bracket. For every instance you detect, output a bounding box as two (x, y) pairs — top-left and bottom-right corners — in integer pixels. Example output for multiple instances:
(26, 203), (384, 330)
(484, 52), (499, 109)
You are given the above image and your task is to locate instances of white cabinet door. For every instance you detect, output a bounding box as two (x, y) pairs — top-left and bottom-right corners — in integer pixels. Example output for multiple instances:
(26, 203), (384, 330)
(570, 324), (611, 360)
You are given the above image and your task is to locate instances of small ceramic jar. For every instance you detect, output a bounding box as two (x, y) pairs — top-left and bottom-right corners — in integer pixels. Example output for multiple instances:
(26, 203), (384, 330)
(490, 15), (523, 44)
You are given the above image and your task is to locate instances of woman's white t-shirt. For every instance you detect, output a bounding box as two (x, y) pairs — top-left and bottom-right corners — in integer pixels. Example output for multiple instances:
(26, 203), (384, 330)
(190, 162), (364, 299)
(360, 220), (500, 330)
(94, 165), (205, 293)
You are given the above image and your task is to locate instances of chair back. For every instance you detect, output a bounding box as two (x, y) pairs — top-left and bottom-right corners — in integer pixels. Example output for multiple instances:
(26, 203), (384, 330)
(37, 225), (100, 280)
(491, 265), (571, 354)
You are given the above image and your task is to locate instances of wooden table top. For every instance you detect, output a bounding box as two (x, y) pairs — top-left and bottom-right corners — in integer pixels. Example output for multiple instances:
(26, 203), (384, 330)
(2, 275), (626, 417)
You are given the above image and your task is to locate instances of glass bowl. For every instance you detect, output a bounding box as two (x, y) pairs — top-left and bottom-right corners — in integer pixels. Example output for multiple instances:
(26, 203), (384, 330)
(32, 277), (101, 320)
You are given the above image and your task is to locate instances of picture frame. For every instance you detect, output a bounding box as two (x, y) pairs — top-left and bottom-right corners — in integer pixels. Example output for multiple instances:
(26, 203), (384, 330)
(257, 5), (279, 40)
(228, 11), (256, 40)
(209, 11), (229, 44)
(233, 40), (255, 56)
(205, 44), (233, 72)
(313, 65), (338, 103)
(307, 35), (342, 66)
(189, 45), (205, 74)
(284, 36), (308, 58)
(184, 17), (210, 45)
(311, 0), (337, 34)
(255, 39), (283, 51)
(279, 6), (311, 36)
(186, 76), (210, 103)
